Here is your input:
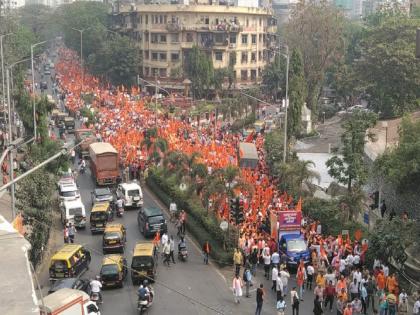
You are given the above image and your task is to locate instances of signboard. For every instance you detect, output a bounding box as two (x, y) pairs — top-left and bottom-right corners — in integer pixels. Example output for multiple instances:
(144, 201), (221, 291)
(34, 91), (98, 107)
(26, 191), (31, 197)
(278, 211), (302, 231)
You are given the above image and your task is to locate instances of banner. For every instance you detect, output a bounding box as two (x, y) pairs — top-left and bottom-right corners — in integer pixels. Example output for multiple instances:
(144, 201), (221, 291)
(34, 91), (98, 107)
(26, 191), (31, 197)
(270, 212), (278, 242)
(278, 211), (302, 231)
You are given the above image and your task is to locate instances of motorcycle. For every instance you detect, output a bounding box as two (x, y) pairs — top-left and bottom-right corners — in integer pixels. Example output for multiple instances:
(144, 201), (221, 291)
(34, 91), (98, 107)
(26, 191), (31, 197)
(178, 246), (188, 262)
(90, 292), (102, 304)
(116, 206), (124, 217)
(79, 165), (86, 174)
(138, 287), (154, 315)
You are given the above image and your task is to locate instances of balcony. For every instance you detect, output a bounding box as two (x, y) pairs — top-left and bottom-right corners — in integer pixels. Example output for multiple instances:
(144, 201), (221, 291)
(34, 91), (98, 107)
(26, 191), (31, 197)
(209, 23), (243, 33)
(166, 22), (182, 32)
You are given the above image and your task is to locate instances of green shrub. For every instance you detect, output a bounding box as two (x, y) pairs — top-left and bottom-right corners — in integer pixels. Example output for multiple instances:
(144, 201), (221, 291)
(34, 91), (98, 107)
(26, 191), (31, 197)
(230, 113), (256, 132)
(146, 170), (233, 265)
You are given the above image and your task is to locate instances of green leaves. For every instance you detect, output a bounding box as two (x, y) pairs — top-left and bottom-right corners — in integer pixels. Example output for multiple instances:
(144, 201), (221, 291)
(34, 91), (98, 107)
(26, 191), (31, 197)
(185, 46), (214, 98)
(327, 110), (377, 191)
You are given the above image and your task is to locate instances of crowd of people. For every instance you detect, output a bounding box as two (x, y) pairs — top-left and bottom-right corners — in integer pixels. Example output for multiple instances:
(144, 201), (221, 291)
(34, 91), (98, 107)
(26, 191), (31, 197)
(53, 48), (420, 315)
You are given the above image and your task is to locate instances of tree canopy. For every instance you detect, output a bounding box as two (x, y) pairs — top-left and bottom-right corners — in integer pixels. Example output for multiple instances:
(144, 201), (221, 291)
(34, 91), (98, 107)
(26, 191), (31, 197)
(184, 46), (214, 98)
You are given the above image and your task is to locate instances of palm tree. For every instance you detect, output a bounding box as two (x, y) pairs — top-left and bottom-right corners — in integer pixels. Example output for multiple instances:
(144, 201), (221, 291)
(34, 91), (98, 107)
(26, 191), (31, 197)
(141, 127), (168, 164)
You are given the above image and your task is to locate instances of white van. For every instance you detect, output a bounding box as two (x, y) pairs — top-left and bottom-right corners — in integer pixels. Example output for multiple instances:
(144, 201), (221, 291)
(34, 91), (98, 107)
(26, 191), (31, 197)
(116, 182), (143, 208)
(58, 183), (80, 201)
(60, 199), (86, 228)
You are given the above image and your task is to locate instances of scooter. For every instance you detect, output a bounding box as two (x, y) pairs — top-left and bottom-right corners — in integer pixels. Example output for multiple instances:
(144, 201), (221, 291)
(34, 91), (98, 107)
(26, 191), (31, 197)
(178, 247), (188, 262)
(90, 292), (102, 305)
(138, 287), (154, 315)
(116, 206), (124, 217)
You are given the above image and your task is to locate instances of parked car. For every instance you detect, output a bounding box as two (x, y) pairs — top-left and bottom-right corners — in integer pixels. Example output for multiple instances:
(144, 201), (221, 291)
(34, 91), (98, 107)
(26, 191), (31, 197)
(48, 277), (91, 295)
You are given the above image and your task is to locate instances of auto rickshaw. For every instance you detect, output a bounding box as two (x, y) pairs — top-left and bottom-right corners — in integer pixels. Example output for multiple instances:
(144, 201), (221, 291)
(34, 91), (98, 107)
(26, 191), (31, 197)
(89, 201), (112, 234)
(103, 223), (126, 254)
(99, 254), (127, 288)
(131, 242), (157, 284)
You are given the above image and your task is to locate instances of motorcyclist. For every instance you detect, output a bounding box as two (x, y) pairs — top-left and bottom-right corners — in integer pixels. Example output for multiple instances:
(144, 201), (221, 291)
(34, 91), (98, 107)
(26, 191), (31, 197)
(116, 197), (124, 215)
(178, 237), (187, 252)
(90, 276), (103, 302)
(137, 280), (150, 303)
(79, 158), (86, 173)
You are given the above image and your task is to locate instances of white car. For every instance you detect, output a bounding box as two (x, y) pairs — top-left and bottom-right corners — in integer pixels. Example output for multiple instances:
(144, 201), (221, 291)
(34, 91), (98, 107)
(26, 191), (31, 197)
(58, 183), (80, 201)
(116, 182), (143, 209)
(60, 199), (86, 228)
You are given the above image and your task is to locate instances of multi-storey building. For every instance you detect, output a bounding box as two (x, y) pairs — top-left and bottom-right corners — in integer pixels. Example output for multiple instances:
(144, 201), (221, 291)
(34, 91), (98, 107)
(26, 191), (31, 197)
(110, 1), (277, 89)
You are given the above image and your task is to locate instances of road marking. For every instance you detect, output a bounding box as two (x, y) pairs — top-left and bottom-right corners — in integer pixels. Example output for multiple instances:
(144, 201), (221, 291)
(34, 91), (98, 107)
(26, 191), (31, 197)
(144, 186), (228, 285)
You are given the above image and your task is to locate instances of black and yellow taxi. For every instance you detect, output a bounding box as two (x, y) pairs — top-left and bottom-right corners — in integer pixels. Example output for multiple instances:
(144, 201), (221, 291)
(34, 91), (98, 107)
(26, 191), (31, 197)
(49, 244), (91, 281)
(102, 223), (126, 254)
(99, 254), (127, 288)
(130, 242), (157, 285)
(90, 201), (112, 234)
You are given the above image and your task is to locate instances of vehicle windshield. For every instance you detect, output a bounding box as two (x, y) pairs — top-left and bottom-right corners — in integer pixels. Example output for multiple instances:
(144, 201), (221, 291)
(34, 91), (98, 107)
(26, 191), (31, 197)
(104, 232), (121, 239)
(101, 264), (118, 275)
(287, 239), (307, 252)
(148, 216), (164, 224)
(69, 207), (83, 216)
(132, 256), (153, 268)
(91, 212), (107, 221)
(95, 188), (111, 197)
(60, 191), (76, 197)
(128, 189), (140, 197)
(51, 260), (67, 270)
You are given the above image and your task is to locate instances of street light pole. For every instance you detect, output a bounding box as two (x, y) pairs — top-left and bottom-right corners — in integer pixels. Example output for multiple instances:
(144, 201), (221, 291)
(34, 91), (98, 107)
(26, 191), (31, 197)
(6, 68), (15, 218)
(155, 76), (159, 128)
(31, 40), (47, 140)
(71, 27), (91, 92)
(1, 33), (13, 123)
(282, 45), (289, 163)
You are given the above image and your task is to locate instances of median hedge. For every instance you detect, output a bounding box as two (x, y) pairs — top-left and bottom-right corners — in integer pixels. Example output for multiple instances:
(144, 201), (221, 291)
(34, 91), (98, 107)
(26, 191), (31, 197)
(146, 169), (233, 265)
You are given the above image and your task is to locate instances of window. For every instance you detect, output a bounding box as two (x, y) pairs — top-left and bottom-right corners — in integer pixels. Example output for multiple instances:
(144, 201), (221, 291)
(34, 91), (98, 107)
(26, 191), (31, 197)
(145, 32), (149, 42)
(160, 34), (166, 43)
(246, 18), (249, 27)
(215, 33), (223, 43)
(159, 15), (163, 24)
(241, 34), (248, 45)
(215, 51), (223, 61)
(144, 50), (149, 60)
(151, 34), (158, 43)
(258, 51), (262, 61)
(171, 34), (179, 43)
(205, 17), (209, 24)
(145, 15), (148, 24)
(251, 34), (257, 45)
(251, 69), (257, 81)
(159, 52), (167, 61)
(241, 70), (248, 81)
(241, 52), (247, 63)
(259, 17), (262, 26)
(151, 52), (158, 61)
(186, 33), (193, 42)
(251, 52), (256, 62)
(144, 67), (149, 76)
(152, 68), (158, 76)
(229, 34), (236, 44)
(159, 68), (167, 77)
(229, 52), (236, 66)
(171, 52), (179, 61)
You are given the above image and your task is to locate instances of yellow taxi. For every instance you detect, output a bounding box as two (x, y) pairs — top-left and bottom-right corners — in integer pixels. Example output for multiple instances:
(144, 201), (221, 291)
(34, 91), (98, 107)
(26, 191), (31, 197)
(90, 202), (112, 234)
(49, 244), (91, 281)
(100, 254), (127, 288)
(102, 223), (126, 254)
(130, 242), (157, 284)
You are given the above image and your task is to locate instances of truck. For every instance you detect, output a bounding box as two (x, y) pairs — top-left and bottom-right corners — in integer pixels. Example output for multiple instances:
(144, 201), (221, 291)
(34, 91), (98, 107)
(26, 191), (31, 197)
(277, 211), (310, 268)
(238, 142), (259, 169)
(89, 142), (120, 186)
(75, 129), (96, 159)
(39, 288), (100, 315)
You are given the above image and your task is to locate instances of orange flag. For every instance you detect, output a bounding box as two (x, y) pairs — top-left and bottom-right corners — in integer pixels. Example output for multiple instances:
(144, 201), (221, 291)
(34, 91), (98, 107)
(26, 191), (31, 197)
(12, 213), (25, 235)
(295, 197), (302, 211)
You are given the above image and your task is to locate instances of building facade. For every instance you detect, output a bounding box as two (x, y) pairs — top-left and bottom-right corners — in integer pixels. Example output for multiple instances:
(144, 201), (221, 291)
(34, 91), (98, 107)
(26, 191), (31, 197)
(110, 2), (277, 88)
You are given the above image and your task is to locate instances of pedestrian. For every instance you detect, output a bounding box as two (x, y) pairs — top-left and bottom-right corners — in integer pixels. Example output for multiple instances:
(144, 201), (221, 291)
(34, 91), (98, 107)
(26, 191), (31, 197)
(360, 283), (368, 315)
(176, 218), (182, 237)
(297, 266), (305, 301)
(307, 262), (315, 290)
(380, 199), (387, 218)
(262, 246), (271, 280)
(272, 265), (279, 291)
(291, 287), (300, 315)
(232, 273), (243, 304)
(387, 291), (397, 315)
(314, 284), (324, 305)
(243, 265), (252, 298)
(276, 272), (283, 301)
(337, 298), (345, 315)
(349, 278), (359, 301)
(378, 293), (388, 315)
(413, 295), (420, 315)
(352, 297), (362, 315)
(272, 250), (280, 269)
(324, 280), (336, 312)
(202, 240), (211, 265)
(161, 231), (168, 254)
(280, 267), (290, 296)
(313, 295), (323, 315)
(169, 236), (176, 264)
(255, 283), (264, 315)
(250, 247), (258, 276)
(398, 295), (408, 314)
(68, 223), (76, 243)
(276, 295), (286, 315)
(180, 209), (186, 234)
(316, 271), (327, 289)
(343, 303), (353, 315)
(163, 239), (171, 266)
(63, 224), (69, 243)
(366, 274), (377, 313)
(233, 248), (243, 275)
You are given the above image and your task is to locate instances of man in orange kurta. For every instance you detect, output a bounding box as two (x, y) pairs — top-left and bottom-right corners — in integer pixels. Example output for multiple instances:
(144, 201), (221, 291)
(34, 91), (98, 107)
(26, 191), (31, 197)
(377, 270), (386, 292)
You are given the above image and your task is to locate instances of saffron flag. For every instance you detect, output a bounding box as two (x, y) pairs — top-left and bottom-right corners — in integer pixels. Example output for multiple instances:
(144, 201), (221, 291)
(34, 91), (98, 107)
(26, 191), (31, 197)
(295, 197), (302, 211)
